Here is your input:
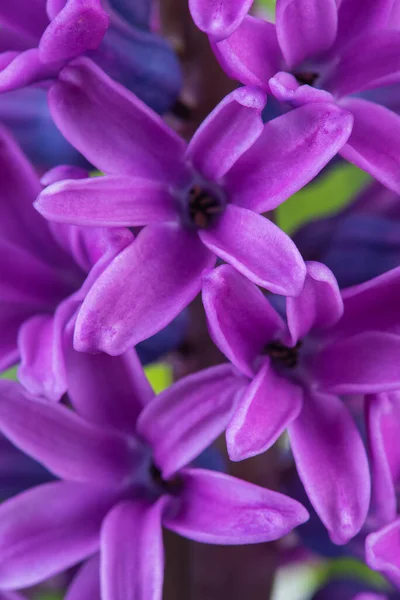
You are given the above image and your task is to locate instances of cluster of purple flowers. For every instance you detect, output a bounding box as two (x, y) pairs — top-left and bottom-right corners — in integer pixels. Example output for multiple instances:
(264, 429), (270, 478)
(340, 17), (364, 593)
(1, 0), (400, 598)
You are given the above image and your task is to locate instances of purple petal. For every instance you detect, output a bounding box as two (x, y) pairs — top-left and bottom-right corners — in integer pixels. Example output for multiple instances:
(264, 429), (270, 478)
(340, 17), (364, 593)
(0, 0), (48, 40)
(186, 86), (266, 181)
(75, 224), (215, 354)
(48, 58), (188, 182)
(65, 555), (100, 600)
(366, 393), (400, 526)
(288, 390), (370, 544)
(339, 99), (400, 194)
(226, 360), (303, 461)
(165, 468), (309, 544)
(137, 364), (247, 479)
(276, 0), (338, 69)
(0, 380), (135, 485)
(66, 346), (154, 436)
(101, 498), (166, 600)
(336, 0), (394, 48)
(202, 264), (285, 377)
(366, 518), (400, 588)
(286, 261), (343, 344)
(325, 31), (400, 97)
(39, 0), (109, 63)
(36, 175), (178, 226)
(314, 332), (400, 394)
(47, 0), (68, 20)
(0, 309), (23, 372)
(225, 103), (353, 213)
(213, 16), (281, 89)
(0, 48), (62, 92)
(189, 0), (253, 41)
(0, 481), (115, 589)
(40, 164), (88, 186)
(200, 205), (306, 295)
(269, 71), (335, 107)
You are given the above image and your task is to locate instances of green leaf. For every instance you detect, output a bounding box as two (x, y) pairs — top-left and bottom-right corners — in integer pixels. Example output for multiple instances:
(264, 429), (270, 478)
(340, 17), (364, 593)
(0, 366), (17, 380)
(144, 362), (173, 394)
(257, 0), (276, 13)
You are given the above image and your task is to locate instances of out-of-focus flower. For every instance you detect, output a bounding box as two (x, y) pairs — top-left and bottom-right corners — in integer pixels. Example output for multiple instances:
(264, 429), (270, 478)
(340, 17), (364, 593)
(35, 58), (353, 355)
(311, 580), (390, 600)
(202, 262), (400, 544)
(0, 354), (308, 595)
(207, 0), (400, 193)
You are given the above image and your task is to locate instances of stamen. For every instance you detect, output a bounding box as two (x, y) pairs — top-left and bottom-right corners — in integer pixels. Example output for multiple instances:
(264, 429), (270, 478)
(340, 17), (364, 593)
(188, 185), (223, 229)
(265, 340), (302, 369)
(293, 71), (318, 86)
(150, 463), (182, 494)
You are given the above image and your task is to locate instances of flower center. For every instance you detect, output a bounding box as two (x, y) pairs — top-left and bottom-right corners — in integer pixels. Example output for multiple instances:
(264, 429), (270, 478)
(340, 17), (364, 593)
(293, 71), (318, 86)
(150, 463), (182, 495)
(265, 340), (302, 369)
(188, 185), (224, 229)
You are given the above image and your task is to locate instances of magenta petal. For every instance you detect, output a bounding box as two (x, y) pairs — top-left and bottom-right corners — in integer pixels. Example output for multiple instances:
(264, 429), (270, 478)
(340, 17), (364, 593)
(0, 309), (23, 372)
(269, 71), (335, 108)
(186, 86), (266, 181)
(286, 261), (343, 344)
(41, 164), (88, 186)
(101, 498), (166, 600)
(75, 224), (215, 354)
(200, 205), (306, 295)
(36, 176), (178, 226)
(288, 390), (370, 544)
(336, 0), (394, 48)
(202, 264), (285, 377)
(213, 16), (281, 89)
(66, 346), (153, 436)
(339, 99), (400, 194)
(47, 0), (69, 20)
(137, 365), (247, 479)
(189, 0), (253, 41)
(366, 518), (400, 588)
(48, 58), (188, 182)
(0, 481), (115, 589)
(39, 0), (109, 63)
(225, 103), (353, 213)
(366, 393), (400, 526)
(65, 555), (100, 600)
(326, 31), (400, 97)
(0, 0), (48, 40)
(226, 360), (303, 461)
(165, 468), (309, 544)
(314, 332), (400, 394)
(0, 48), (62, 92)
(276, 0), (338, 69)
(0, 380), (135, 485)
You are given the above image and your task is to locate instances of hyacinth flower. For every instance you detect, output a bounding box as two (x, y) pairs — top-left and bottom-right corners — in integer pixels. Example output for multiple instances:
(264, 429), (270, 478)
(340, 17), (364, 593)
(202, 262), (400, 544)
(202, 0), (400, 193)
(293, 182), (400, 288)
(35, 58), (353, 355)
(312, 580), (393, 600)
(0, 353), (309, 597)
(0, 0), (181, 114)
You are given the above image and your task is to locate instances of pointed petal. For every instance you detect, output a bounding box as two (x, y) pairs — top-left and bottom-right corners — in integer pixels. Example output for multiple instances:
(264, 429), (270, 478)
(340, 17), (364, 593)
(41, 164), (88, 186)
(326, 31), (400, 97)
(288, 390), (370, 544)
(0, 481), (115, 589)
(101, 498), (166, 600)
(39, 0), (109, 63)
(336, 0), (394, 48)
(66, 346), (154, 436)
(165, 468), (309, 544)
(0, 49), (62, 92)
(227, 361), (303, 461)
(189, 0), (253, 41)
(276, 0), (338, 69)
(366, 518), (400, 588)
(200, 205), (306, 295)
(213, 16), (281, 89)
(75, 224), (215, 354)
(65, 554), (100, 600)
(36, 175), (178, 226)
(202, 264), (285, 377)
(0, 380), (135, 485)
(314, 332), (400, 394)
(286, 261), (343, 344)
(186, 86), (266, 181)
(137, 364), (247, 479)
(269, 71), (335, 108)
(339, 99), (400, 195)
(48, 58), (188, 182)
(225, 103), (353, 213)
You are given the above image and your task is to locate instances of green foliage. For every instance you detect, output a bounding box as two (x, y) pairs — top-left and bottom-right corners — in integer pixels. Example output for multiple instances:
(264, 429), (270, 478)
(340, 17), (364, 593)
(144, 362), (173, 394)
(0, 366), (17, 380)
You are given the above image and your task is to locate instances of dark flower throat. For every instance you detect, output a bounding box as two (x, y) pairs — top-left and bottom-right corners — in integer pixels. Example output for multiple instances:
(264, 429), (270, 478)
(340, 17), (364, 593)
(188, 185), (223, 229)
(265, 340), (302, 369)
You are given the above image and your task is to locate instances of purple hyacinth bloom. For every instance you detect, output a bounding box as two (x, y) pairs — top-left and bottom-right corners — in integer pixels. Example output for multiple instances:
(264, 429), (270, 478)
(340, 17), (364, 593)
(202, 262), (400, 544)
(0, 353), (309, 596)
(0, 0), (181, 114)
(293, 182), (400, 288)
(35, 57), (353, 355)
(312, 581), (390, 600)
(207, 0), (400, 193)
